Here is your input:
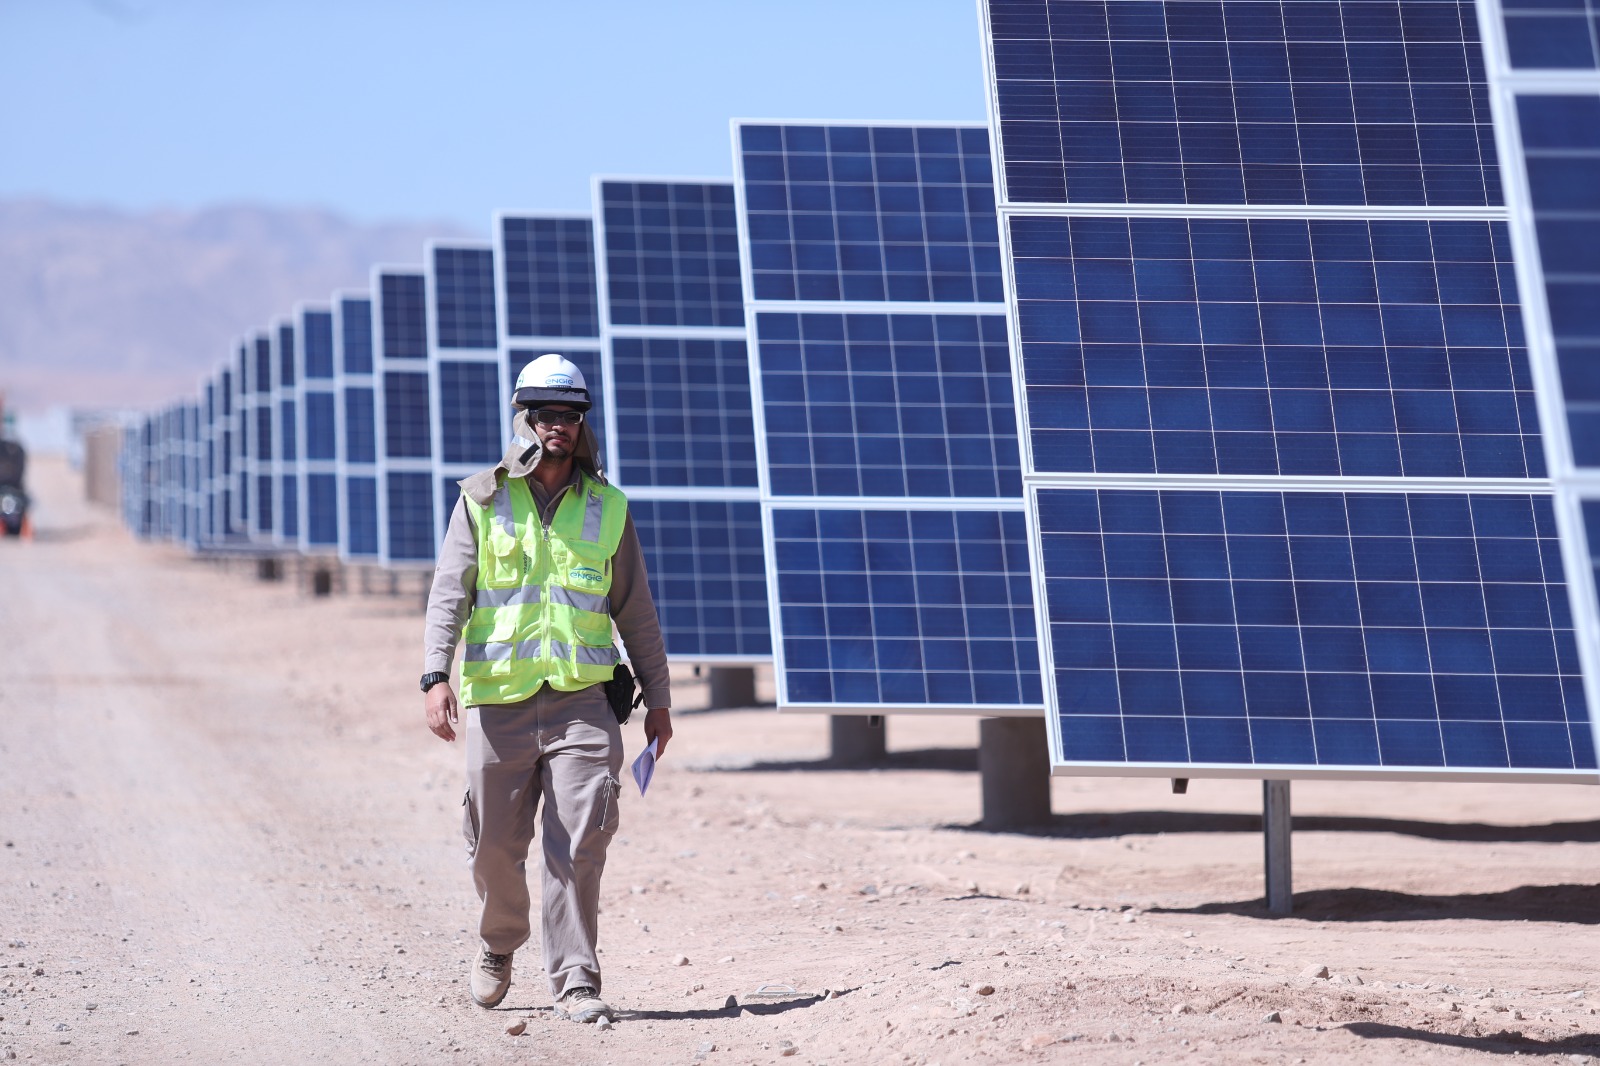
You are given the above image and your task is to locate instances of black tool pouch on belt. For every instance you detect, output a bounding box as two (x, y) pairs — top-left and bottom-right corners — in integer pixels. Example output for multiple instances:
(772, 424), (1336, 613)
(604, 662), (644, 725)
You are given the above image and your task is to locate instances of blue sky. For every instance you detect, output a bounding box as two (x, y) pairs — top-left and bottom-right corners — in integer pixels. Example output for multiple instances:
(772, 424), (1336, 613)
(0, 0), (989, 230)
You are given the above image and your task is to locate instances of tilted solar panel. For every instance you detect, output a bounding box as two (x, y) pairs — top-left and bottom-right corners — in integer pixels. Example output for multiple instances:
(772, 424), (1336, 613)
(298, 305), (339, 553)
(1480, 0), (1600, 775)
(500, 215), (601, 339)
(735, 120), (1034, 710)
(428, 243), (504, 549)
(982, 0), (1598, 777)
(334, 294), (380, 561)
(594, 178), (768, 661)
(373, 267), (436, 566)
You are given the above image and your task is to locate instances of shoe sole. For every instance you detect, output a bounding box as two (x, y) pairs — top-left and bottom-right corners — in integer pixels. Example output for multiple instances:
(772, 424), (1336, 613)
(556, 1004), (612, 1023)
(472, 983), (510, 1008)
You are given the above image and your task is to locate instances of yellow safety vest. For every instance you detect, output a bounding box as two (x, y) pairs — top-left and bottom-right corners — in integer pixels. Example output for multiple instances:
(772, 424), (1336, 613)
(458, 471), (628, 706)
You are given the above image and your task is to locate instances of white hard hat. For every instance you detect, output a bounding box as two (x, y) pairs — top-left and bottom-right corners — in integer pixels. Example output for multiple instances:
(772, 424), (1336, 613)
(513, 353), (591, 411)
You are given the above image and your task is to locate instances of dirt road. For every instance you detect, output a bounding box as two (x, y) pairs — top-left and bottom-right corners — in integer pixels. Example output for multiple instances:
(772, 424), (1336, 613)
(3, 457), (1599, 1065)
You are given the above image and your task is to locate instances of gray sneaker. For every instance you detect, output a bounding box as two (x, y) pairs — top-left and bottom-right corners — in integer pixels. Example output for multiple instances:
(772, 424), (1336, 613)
(470, 948), (512, 1008)
(556, 985), (614, 1023)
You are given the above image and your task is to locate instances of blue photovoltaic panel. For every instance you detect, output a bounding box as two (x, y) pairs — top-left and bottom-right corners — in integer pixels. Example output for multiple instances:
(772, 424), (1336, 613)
(502, 217), (600, 338)
(255, 473), (273, 534)
(280, 472), (299, 540)
(1010, 215), (1541, 478)
(341, 297), (375, 373)
(756, 311), (1021, 497)
(344, 387), (377, 464)
(439, 361), (503, 464)
(1036, 487), (1594, 771)
(433, 247), (498, 349)
(280, 400), (297, 462)
(986, 0), (1502, 207)
(771, 508), (1041, 705)
(256, 406), (273, 461)
(384, 371), (432, 459)
(630, 499), (772, 658)
(508, 348), (605, 445)
(306, 392), (337, 461)
(1514, 94), (1600, 466)
(611, 336), (757, 488)
(347, 476), (379, 556)
(254, 335), (272, 392)
(303, 310), (335, 378)
(380, 273), (428, 359)
(386, 471), (435, 562)
(738, 124), (1003, 302)
(279, 324), (296, 387)
(307, 472), (338, 547)
(599, 181), (744, 327)
(1503, 0), (1600, 69)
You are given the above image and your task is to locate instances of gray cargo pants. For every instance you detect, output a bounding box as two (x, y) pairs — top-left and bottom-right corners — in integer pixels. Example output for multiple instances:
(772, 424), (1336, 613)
(462, 682), (623, 999)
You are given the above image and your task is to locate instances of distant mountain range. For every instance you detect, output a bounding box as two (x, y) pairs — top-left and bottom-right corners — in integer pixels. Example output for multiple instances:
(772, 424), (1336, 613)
(0, 199), (477, 413)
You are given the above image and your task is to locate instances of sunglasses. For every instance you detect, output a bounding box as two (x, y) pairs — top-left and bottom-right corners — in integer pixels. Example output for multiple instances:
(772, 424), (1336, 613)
(533, 409), (584, 427)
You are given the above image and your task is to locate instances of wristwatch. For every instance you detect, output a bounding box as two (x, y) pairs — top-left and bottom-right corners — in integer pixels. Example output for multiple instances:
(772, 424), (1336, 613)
(420, 671), (451, 693)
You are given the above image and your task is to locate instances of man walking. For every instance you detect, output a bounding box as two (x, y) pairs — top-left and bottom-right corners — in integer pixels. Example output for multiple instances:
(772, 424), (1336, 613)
(420, 354), (672, 1023)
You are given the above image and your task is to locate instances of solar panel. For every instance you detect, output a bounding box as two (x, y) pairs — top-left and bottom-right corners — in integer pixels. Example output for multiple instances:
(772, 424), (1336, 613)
(249, 333), (274, 538)
(333, 294), (380, 561)
(981, 0), (1598, 777)
(1480, 0), (1600, 774)
(297, 305), (339, 553)
(232, 340), (251, 535)
(372, 267), (436, 566)
(734, 120), (1035, 710)
(274, 321), (300, 547)
(428, 243), (504, 549)
(594, 177), (769, 661)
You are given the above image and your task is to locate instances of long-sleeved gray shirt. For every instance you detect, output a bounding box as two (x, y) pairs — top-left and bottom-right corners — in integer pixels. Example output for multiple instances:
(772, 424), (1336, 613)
(422, 465), (672, 709)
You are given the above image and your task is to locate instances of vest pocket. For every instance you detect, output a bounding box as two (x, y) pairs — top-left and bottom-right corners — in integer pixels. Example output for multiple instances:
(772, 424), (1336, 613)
(461, 620), (517, 678)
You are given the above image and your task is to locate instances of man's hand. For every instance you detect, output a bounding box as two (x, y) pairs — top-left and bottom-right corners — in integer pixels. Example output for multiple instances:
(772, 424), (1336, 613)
(643, 706), (672, 758)
(426, 682), (460, 742)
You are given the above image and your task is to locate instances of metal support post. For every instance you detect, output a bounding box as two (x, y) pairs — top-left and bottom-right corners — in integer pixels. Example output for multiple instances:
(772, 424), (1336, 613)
(1263, 779), (1293, 915)
(978, 717), (1052, 831)
(708, 666), (757, 709)
(829, 714), (887, 766)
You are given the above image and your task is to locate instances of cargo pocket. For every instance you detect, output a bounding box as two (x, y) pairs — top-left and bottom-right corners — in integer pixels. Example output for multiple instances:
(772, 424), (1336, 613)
(597, 773), (621, 835)
(461, 788), (480, 856)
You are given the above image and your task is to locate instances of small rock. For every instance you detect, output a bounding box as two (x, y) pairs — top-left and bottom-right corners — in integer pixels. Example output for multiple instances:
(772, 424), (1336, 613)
(1442, 1001), (1461, 1013)
(1172, 1003), (1193, 1015)
(30, 968), (42, 977)
(1025, 1033), (1056, 1048)
(673, 954), (690, 967)
(859, 884), (878, 896)
(1513, 1009), (1525, 1020)
(1264, 1011), (1282, 1024)
(1301, 965), (1330, 980)
(697, 1042), (717, 1054)
(685, 982), (704, 996)
(124, 1031), (139, 1037)
(1182, 931), (1194, 939)
(1569, 991), (1587, 1000)
(505, 1020), (527, 1036)
(824, 990), (840, 1001)
(84, 1004), (97, 1011)
(1121, 913), (1136, 924)
(778, 1040), (797, 1057)
(724, 994), (738, 1009)
(718, 956), (734, 964)
(975, 984), (996, 996)
(595, 1016), (613, 1031)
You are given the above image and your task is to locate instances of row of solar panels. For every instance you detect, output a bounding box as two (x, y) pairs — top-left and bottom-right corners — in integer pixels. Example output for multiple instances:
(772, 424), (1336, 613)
(124, 0), (1600, 783)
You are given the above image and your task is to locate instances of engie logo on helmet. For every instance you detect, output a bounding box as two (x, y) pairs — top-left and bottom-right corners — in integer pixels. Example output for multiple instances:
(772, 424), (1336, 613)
(545, 373), (574, 388)
(568, 566), (603, 587)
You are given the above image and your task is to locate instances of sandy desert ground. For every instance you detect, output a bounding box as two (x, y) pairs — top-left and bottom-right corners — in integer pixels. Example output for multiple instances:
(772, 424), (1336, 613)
(2, 456), (1599, 1065)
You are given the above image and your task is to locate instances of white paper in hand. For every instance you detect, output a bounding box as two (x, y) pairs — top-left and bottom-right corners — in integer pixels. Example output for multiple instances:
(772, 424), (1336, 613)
(631, 737), (659, 796)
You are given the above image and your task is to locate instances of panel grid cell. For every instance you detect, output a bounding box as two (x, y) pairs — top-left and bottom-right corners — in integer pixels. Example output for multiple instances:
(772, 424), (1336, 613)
(380, 274), (428, 360)
(1011, 214), (1541, 477)
(757, 311), (1022, 497)
(772, 508), (1042, 705)
(502, 217), (600, 338)
(600, 181), (744, 327)
(611, 337), (757, 487)
(346, 476), (379, 557)
(305, 393), (337, 461)
(433, 247), (499, 350)
(1503, 0), (1600, 69)
(302, 310), (335, 379)
(340, 297), (374, 374)
(383, 371), (432, 459)
(630, 499), (773, 658)
(1038, 487), (1594, 770)
(987, 0), (1502, 207)
(385, 471), (435, 562)
(739, 124), (1004, 302)
(438, 361), (503, 464)
(344, 387), (376, 464)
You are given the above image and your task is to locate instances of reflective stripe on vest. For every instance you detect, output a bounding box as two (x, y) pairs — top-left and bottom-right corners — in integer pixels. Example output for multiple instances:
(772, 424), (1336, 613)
(457, 471), (629, 706)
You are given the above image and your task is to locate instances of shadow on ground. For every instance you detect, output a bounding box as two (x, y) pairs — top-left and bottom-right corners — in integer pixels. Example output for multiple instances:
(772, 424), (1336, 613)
(695, 747), (978, 774)
(1342, 1021), (1600, 1056)
(1149, 883), (1600, 924)
(937, 809), (1600, 844)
